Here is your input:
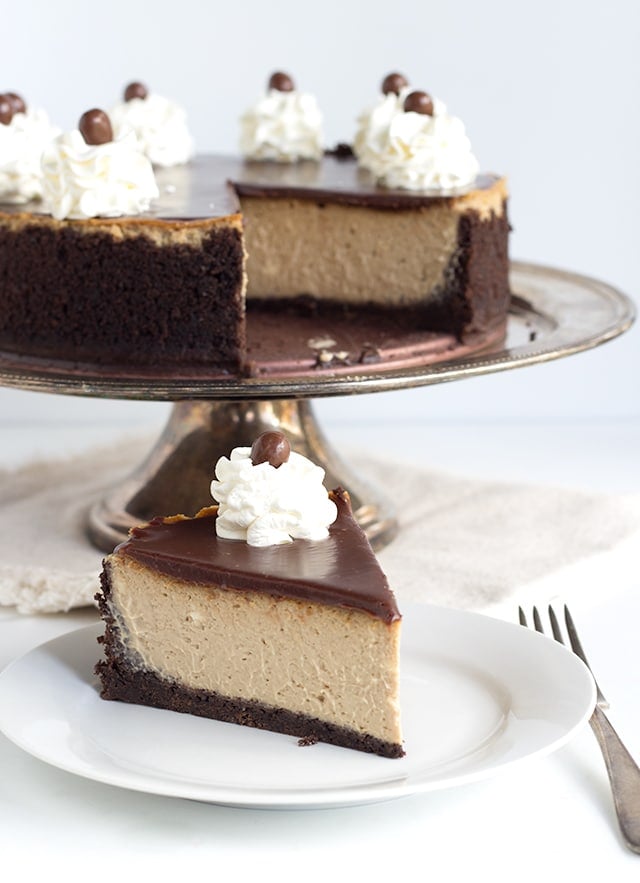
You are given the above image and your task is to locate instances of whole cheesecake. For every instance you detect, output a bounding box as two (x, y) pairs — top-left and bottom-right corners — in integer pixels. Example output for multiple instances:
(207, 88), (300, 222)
(95, 487), (404, 758)
(0, 153), (509, 372)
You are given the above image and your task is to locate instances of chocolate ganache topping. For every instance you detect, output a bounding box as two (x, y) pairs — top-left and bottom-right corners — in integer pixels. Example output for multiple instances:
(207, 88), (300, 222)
(118, 489), (400, 623)
(0, 154), (498, 220)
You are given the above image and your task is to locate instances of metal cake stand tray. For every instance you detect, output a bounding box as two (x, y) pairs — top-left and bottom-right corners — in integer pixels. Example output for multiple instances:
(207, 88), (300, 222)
(0, 262), (634, 552)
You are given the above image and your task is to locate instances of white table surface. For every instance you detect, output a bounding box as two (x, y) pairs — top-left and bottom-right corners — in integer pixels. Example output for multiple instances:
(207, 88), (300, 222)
(1, 416), (639, 879)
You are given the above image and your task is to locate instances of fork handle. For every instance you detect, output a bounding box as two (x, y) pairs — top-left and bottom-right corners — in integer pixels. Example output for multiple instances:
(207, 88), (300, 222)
(590, 704), (640, 853)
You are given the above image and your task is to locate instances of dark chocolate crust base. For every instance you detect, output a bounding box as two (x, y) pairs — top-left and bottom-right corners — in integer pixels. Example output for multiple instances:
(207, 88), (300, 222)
(402, 201), (510, 338)
(96, 656), (404, 759)
(0, 222), (245, 369)
(455, 203), (511, 337)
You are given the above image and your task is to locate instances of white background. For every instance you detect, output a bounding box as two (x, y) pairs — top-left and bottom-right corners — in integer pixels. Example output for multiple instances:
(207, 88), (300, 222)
(0, 0), (637, 432)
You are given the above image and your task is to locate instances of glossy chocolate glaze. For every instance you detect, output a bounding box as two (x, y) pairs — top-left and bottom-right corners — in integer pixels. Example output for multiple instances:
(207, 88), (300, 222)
(226, 156), (499, 212)
(132, 155), (500, 218)
(0, 154), (499, 220)
(147, 155), (499, 218)
(117, 489), (400, 623)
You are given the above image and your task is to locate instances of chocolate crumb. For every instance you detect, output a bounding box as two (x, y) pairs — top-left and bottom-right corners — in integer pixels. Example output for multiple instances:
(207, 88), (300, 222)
(250, 430), (291, 468)
(268, 71), (295, 93)
(241, 359), (260, 378)
(358, 343), (382, 364)
(79, 108), (113, 145)
(324, 142), (355, 160)
(308, 336), (337, 350)
(5, 92), (26, 115)
(298, 735), (319, 747)
(314, 349), (352, 368)
(381, 72), (409, 96)
(124, 81), (148, 101)
(403, 90), (434, 115)
(0, 95), (14, 125)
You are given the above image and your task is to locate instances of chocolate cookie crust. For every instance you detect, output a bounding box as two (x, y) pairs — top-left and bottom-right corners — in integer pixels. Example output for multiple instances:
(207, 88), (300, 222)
(0, 219), (245, 368)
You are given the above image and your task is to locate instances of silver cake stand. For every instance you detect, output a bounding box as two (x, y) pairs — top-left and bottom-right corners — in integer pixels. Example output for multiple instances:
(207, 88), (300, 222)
(0, 262), (634, 552)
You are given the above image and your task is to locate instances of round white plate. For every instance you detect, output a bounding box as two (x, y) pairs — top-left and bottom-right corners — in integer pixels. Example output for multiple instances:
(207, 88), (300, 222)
(0, 603), (595, 809)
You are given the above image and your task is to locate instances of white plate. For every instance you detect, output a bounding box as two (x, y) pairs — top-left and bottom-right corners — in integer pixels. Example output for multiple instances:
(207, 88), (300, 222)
(0, 603), (595, 809)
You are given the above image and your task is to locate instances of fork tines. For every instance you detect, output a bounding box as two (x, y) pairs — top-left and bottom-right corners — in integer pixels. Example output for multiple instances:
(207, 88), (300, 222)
(518, 603), (640, 851)
(518, 604), (608, 708)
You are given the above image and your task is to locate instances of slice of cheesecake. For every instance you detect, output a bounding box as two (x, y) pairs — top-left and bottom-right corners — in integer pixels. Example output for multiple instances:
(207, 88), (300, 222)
(95, 488), (403, 758)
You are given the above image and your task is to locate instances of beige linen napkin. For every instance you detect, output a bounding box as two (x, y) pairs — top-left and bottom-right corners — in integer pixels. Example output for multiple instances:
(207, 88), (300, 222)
(0, 436), (638, 615)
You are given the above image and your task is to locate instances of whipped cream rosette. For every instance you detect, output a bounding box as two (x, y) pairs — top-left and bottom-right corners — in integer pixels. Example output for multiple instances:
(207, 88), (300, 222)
(240, 71), (324, 162)
(110, 81), (194, 167)
(210, 431), (337, 547)
(354, 72), (413, 168)
(0, 93), (60, 203)
(354, 77), (446, 172)
(355, 82), (479, 192)
(354, 90), (409, 166)
(41, 108), (158, 220)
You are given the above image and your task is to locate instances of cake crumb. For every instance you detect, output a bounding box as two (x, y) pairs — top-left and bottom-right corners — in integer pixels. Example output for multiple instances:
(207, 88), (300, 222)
(298, 735), (319, 747)
(358, 343), (382, 364)
(308, 336), (337, 350)
(241, 359), (259, 378)
(324, 143), (354, 160)
(314, 348), (352, 368)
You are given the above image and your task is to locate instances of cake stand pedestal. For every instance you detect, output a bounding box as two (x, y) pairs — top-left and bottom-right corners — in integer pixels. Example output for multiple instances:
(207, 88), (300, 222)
(86, 398), (401, 551)
(0, 262), (634, 552)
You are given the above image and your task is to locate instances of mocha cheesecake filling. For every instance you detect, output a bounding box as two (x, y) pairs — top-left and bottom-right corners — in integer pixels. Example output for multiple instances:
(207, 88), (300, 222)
(243, 198), (459, 305)
(105, 559), (401, 745)
(242, 177), (507, 307)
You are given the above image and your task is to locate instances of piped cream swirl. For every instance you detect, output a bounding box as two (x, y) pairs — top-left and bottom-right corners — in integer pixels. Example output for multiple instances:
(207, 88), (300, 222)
(355, 94), (479, 192)
(41, 127), (159, 220)
(210, 447), (337, 547)
(0, 108), (60, 203)
(354, 88), (413, 166)
(240, 89), (323, 162)
(110, 94), (194, 167)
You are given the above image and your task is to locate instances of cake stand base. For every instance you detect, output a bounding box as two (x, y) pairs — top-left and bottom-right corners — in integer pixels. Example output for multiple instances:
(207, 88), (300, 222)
(87, 399), (398, 553)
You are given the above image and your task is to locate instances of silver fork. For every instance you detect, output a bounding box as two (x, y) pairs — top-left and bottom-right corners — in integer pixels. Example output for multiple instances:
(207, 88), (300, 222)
(519, 604), (640, 853)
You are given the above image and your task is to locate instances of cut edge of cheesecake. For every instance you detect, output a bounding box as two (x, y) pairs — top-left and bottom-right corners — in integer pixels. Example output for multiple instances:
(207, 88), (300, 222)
(0, 156), (509, 370)
(241, 174), (509, 338)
